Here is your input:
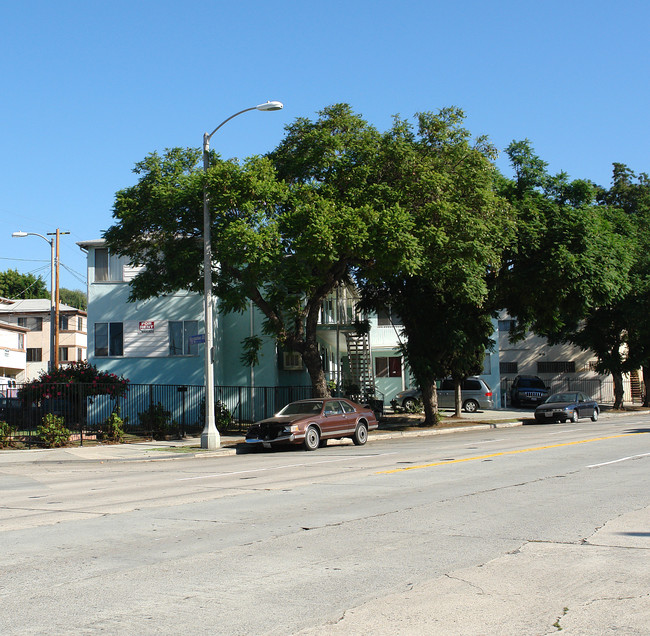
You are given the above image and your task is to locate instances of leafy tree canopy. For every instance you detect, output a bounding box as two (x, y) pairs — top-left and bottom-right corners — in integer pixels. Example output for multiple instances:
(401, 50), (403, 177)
(0, 269), (48, 300)
(59, 288), (87, 311)
(357, 107), (512, 423)
(105, 106), (419, 397)
(498, 144), (639, 407)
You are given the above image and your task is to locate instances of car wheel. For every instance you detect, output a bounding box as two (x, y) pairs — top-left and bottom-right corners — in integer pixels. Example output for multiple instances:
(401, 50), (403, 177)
(571, 410), (579, 423)
(353, 422), (368, 446)
(304, 425), (320, 451)
(463, 399), (479, 413)
(403, 397), (416, 411)
(591, 408), (599, 422)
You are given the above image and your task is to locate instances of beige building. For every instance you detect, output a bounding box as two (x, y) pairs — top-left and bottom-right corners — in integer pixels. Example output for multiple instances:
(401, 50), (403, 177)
(0, 298), (87, 380)
(497, 311), (642, 404)
(0, 320), (27, 381)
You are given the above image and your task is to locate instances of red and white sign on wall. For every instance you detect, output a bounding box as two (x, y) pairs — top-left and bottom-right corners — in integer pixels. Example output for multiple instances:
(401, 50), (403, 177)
(138, 321), (155, 333)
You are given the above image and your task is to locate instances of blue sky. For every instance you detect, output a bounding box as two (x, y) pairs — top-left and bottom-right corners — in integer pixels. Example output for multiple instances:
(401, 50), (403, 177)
(1, 0), (648, 292)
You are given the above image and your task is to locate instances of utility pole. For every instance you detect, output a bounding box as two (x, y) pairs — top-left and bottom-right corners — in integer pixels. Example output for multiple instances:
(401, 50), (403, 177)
(48, 229), (70, 368)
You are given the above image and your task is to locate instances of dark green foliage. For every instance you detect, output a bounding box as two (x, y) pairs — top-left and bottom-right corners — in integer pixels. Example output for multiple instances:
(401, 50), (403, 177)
(100, 409), (125, 443)
(0, 269), (49, 299)
(214, 400), (233, 432)
(105, 106), (418, 398)
(199, 399), (233, 433)
(38, 413), (71, 448)
(358, 107), (511, 423)
(138, 403), (171, 440)
(498, 143), (640, 408)
(0, 420), (15, 448)
(59, 288), (87, 310)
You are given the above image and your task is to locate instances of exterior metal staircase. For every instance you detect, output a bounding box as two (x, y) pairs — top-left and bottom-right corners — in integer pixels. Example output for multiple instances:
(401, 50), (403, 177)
(345, 331), (375, 396)
(630, 370), (642, 404)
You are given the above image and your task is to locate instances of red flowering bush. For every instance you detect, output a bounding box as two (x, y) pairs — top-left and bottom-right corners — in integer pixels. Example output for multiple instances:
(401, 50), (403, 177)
(19, 362), (129, 403)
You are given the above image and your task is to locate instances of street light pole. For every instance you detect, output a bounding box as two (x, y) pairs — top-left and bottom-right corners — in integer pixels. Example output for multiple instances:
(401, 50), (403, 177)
(200, 101), (283, 450)
(11, 230), (69, 371)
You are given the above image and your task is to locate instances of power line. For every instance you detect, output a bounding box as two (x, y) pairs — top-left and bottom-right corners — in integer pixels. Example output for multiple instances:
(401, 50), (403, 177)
(60, 261), (87, 286)
(0, 256), (49, 263)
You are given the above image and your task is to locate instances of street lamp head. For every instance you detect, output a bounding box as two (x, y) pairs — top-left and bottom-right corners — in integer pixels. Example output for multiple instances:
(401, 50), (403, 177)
(12, 231), (28, 238)
(255, 101), (284, 111)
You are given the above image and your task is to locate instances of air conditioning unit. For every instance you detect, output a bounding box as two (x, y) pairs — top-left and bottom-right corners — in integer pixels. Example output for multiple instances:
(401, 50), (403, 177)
(283, 351), (303, 371)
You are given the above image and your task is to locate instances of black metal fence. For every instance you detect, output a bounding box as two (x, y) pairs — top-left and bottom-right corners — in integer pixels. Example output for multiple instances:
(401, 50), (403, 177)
(500, 375), (639, 406)
(0, 383), (312, 446)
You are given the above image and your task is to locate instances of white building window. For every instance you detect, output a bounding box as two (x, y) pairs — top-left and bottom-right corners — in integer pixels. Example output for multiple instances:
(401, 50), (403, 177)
(95, 322), (124, 356)
(169, 321), (199, 356)
(94, 248), (123, 282)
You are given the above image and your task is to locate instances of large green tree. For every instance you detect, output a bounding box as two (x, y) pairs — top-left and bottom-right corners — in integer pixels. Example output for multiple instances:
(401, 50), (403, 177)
(104, 107), (417, 397)
(497, 142), (636, 408)
(358, 108), (512, 425)
(0, 269), (49, 299)
(597, 164), (650, 405)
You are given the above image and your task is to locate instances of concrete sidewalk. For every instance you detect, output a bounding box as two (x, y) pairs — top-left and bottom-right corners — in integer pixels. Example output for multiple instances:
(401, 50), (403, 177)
(0, 406), (643, 465)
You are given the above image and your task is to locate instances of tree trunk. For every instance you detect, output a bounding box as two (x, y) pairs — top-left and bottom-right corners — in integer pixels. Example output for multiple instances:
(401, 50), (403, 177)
(454, 378), (462, 417)
(302, 343), (329, 398)
(420, 380), (439, 426)
(643, 365), (650, 408)
(612, 370), (625, 410)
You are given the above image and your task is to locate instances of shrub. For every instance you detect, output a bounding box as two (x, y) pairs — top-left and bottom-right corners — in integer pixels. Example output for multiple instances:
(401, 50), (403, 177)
(214, 400), (232, 432)
(0, 420), (14, 449)
(199, 399), (233, 433)
(19, 361), (129, 402)
(100, 409), (125, 443)
(139, 402), (171, 440)
(406, 398), (424, 414)
(38, 413), (71, 448)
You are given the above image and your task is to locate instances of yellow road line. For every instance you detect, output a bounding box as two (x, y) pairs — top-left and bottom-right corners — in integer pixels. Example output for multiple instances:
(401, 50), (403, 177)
(378, 432), (647, 474)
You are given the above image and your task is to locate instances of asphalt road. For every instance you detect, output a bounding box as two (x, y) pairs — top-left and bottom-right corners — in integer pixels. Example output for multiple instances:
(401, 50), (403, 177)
(1, 412), (649, 635)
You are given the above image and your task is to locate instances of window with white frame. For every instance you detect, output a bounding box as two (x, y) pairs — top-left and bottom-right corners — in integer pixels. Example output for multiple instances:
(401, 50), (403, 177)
(377, 309), (403, 327)
(283, 351), (303, 370)
(94, 248), (123, 282)
(375, 356), (402, 377)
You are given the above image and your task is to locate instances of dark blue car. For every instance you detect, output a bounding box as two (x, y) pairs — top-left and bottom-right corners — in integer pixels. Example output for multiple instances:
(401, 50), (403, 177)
(534, 392), (599, 423)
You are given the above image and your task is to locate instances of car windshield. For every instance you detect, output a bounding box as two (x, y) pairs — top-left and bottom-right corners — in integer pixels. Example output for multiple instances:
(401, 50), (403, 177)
(277, 401), (323, 416)
(547, 393), (578, 403)
(519, 378), (546, 389)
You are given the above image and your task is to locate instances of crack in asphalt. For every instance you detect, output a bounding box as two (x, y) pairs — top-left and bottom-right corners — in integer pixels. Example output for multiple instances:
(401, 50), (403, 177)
(444, 573), (486, 594)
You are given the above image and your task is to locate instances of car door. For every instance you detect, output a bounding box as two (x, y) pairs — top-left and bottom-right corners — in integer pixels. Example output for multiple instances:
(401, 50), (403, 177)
(339, 400), (358, 435)
(437, 379), (454, 408)
(322, 400), (346, 437)
(577, 393), (591, 418)
(461, 378), (483, 408)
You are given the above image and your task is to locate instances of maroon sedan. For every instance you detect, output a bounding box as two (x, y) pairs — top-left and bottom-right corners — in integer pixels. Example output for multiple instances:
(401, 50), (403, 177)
(245, 398), (379, 451)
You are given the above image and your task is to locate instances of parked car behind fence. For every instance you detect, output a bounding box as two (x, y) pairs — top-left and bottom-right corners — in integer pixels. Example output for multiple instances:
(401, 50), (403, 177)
(391, 377), (494, 413)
